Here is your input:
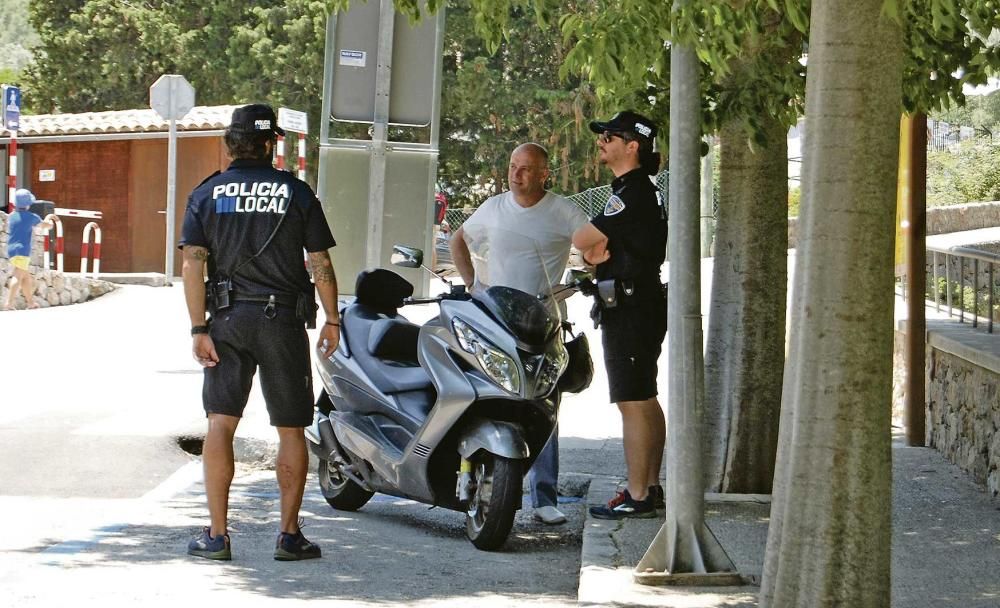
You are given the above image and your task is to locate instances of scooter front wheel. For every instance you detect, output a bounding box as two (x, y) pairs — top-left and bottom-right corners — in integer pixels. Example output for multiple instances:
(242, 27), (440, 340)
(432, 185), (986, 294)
(465, 453), (522, 550)
(318, 457), (374, 511)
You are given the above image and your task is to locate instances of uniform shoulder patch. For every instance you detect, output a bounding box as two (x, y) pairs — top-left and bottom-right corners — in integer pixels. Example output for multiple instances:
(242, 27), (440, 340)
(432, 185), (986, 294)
(603, 194), (626, 216)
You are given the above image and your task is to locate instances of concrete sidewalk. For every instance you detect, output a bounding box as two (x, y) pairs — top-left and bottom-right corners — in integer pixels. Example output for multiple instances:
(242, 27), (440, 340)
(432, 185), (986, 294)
(572, 429), (1000, 607)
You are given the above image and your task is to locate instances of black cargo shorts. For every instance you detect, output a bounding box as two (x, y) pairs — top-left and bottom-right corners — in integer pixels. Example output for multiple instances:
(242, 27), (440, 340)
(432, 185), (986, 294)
(600, 292), (667, 404)
(203, 301), (314, 427)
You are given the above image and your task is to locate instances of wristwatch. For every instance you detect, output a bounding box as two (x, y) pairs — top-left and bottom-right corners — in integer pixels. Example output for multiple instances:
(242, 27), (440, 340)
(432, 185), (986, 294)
(191, 325), (209, 336)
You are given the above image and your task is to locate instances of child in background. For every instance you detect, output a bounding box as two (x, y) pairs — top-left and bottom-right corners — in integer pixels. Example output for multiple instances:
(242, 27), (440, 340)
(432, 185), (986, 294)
(4, 189), (52, 310)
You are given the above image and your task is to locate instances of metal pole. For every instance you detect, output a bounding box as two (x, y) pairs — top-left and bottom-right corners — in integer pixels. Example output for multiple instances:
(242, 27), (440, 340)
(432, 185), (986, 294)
(700, 135), (714, 258)
(365, 0), (395, 270)
(904, 112), (926, 447)
(946, 254), (953, 315)
(6, 130), (16, 213)
(165, 117), (178, 284)
(664, 34), (705, 549)
(634, 1), (737, 583)
(974, 259), (980, 328)
(319, 14), (337, 145)
(933, 251), (940, 312)
(960, 258), (965, 323)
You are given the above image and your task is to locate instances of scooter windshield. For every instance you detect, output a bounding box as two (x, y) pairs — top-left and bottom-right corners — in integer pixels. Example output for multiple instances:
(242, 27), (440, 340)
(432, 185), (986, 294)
(461, 224), (562, 346)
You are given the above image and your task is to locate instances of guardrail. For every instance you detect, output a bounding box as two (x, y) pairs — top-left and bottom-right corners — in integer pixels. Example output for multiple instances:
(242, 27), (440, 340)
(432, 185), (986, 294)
(925, 243), (1000, 333)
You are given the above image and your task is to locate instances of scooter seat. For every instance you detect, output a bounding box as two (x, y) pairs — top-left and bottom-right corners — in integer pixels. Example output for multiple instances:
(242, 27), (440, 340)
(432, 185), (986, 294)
(368, 318), (420, 365)
(343, 304), (432, 395)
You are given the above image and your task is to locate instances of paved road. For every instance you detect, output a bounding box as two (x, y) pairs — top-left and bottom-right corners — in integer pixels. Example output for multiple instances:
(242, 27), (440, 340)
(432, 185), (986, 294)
(0, 282), (622, 606)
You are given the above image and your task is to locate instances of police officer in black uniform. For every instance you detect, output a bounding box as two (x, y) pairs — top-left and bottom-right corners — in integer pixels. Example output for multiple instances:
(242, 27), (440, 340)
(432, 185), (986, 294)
(180, 104), (340, 561)
(572, 110), (667, 520)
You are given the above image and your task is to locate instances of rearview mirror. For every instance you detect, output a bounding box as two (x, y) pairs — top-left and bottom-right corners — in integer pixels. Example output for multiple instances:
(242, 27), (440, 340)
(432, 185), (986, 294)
(390, 245), (423, 268)
(563, 268), (592, 285)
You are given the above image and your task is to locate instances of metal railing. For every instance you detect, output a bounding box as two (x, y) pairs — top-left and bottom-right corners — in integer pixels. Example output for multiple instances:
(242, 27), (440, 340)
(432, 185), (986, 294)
(925, 243), (1000, 333)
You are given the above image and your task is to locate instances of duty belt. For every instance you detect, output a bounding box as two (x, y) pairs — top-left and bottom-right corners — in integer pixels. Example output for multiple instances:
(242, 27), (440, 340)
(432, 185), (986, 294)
(233, 293), (299, 319)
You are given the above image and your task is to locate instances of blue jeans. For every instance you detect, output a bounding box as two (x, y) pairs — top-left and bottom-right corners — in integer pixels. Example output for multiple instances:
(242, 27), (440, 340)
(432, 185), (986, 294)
(529, 424), (559, 508)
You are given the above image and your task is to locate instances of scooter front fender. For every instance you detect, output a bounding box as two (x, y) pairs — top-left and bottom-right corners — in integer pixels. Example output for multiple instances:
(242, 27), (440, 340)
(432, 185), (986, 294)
(456, 419), (529, 460)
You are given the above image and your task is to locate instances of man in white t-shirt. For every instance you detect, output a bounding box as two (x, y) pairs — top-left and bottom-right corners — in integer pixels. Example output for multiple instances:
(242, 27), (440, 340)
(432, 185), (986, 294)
(450, 142), (588, 525)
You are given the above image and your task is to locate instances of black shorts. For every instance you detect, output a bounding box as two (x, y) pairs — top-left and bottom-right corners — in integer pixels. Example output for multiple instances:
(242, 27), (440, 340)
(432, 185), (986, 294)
(601, 295), (666, 403)
(203, 301), (314, 427)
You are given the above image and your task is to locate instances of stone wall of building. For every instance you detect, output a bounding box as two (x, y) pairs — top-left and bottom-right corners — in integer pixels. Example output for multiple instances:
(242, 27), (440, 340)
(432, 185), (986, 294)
(1, 211), (116, 308)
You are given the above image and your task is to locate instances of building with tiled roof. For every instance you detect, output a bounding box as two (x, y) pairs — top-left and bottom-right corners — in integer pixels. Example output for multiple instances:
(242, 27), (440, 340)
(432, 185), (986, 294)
(1, 105), (237, 274)
(0, 105), (236, 141)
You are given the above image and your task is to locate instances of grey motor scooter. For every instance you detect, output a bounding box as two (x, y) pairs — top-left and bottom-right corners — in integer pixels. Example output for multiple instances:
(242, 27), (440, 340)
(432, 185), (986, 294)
(306, 242), (578, 550)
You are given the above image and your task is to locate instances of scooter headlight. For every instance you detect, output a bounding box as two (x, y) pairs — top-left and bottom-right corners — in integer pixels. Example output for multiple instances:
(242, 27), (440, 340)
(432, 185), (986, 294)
(452, 317), (521, 394)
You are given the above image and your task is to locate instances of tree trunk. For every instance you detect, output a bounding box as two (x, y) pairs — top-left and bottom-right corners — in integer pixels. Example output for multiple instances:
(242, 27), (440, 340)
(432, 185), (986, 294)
(759, 1), (904, 606)
(703, 116), (787, 494)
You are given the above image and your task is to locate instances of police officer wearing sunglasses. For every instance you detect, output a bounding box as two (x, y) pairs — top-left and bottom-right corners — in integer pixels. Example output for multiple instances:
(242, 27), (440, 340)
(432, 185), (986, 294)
(572, 110), (667, 519)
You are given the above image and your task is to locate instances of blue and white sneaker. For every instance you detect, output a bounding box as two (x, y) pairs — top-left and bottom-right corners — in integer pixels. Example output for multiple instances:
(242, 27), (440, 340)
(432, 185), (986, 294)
(274, 529), (322, 561)
(187, 527), (232, 560)
(589, 489), (657, 520)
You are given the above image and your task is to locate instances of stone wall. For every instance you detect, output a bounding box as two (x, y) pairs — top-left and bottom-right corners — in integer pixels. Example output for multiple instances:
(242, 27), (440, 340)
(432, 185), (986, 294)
(894, 322), (1000, 497)
(927, 201), (1000, 235)
(926, 348), (1000, 497)
(1, 211), (116, 308)
(789, 200), (1000, 249)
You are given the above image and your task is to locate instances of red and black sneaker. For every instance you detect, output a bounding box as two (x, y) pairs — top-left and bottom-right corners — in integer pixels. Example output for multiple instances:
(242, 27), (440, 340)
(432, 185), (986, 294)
(589, 489), (656, 520)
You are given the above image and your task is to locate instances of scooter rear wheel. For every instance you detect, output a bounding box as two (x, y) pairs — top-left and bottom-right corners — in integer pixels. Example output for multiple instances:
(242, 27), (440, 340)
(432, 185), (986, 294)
(465, 453), (522, 550)
(318, 457), (374, 511)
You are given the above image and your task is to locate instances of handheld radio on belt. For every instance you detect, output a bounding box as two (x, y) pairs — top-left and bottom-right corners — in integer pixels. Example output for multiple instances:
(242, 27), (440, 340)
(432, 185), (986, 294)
(205, 207), (317, 329)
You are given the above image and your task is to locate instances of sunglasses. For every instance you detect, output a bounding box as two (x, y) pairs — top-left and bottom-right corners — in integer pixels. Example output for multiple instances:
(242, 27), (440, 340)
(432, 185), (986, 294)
(599, 131), (626, 144)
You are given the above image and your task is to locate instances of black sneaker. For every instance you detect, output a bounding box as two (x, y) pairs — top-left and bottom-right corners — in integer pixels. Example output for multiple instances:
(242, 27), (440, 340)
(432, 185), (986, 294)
(187, 527), (232, 560)
(274, 529), (322, 561)
(589, 489), (657, 520)
(649, 484), (665, 509)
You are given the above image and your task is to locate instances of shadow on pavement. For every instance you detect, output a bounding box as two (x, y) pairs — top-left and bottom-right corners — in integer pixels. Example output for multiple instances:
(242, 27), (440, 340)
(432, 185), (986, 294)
(17, 472), (583, 606)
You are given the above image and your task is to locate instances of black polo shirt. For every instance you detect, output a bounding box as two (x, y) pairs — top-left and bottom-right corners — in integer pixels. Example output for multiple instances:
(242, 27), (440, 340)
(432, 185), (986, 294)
(591, 167), (667, 285)
(179, 159), (336, 298)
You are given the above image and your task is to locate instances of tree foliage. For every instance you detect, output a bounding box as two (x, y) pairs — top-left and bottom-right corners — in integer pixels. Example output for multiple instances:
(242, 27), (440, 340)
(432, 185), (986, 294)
(933, 89), (1000, 133)
(927, 139), (1000, 206)
(21, 0), (604, 204)
(0, 0), (37, 73)
(901, 0), (1000, 114)
(438, 2), (603, 207)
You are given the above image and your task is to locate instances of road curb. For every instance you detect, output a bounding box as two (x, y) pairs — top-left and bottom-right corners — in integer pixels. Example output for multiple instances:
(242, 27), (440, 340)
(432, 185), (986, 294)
(578, 475), (627, 605)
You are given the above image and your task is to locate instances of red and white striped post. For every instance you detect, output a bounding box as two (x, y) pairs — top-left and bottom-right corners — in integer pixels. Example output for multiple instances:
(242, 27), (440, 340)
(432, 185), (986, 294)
(275, 135), (285, 170)
(6, 130), (15, 214)
(43, 214), (64, 272)
(297, 133), (306, 180)
(80, 222), (102, 278)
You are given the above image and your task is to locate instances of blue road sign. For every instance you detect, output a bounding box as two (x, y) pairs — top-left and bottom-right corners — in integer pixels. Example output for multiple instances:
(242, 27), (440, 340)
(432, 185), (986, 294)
(3, 85), (21, 131)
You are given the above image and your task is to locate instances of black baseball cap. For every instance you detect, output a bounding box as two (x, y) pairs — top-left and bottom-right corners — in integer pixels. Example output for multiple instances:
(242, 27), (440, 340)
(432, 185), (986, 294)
(229, 103), (285, 136)
(589, 110), (657, 142)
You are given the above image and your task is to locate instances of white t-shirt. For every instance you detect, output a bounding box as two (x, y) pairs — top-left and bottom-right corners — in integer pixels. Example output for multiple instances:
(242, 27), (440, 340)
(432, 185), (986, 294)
(462, 191), (588, 296)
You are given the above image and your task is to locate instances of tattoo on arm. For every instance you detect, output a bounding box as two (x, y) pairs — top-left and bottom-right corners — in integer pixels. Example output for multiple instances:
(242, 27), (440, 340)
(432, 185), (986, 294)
(184, 246), (210, 262)
(309, 251), (336, 284)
